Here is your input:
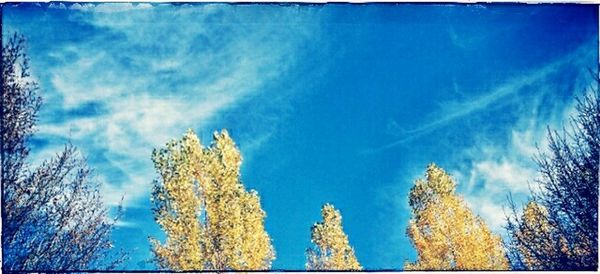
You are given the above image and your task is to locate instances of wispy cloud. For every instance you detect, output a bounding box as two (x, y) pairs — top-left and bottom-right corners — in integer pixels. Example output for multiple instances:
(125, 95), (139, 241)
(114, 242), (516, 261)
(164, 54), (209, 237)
(366, 39), (595, 154)
(70, 2), (154, 13)
(456, 127), (547, 233)
(453, 57), (594, 234)
(26, 4), (318, 208)
(457, 96), (589, 234)
(447, 25), (485, 50)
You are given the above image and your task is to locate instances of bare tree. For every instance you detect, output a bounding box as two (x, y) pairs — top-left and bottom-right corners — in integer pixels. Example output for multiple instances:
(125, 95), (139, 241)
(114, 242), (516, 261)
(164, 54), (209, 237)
(506, 79), (599, 270)
(1, 33), (125, 271)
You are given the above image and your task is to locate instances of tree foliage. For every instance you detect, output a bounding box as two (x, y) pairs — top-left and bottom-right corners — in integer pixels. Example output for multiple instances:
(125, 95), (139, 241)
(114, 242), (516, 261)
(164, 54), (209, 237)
(150, 129), (274, 271)
(405, 164), (509, 270)
(306, 203), (361, 270)
(506, 86), (599, 270)
(1, 33), (123, 271)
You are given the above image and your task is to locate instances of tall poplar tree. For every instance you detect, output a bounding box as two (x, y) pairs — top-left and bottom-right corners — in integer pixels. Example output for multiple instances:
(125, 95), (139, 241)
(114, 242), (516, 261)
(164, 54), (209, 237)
(405, 164), (508, 270)
(150, 129), (274, 271)
(306, 203), (362, 270)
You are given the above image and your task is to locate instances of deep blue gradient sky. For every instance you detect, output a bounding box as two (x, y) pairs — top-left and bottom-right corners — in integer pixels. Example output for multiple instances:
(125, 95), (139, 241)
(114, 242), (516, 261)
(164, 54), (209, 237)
(3, 3), (598, 270)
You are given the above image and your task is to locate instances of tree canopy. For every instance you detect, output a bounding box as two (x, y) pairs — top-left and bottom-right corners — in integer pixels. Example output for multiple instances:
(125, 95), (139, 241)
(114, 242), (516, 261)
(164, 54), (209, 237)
(150, 129), (274, 271)
(406, 164), (509, 270)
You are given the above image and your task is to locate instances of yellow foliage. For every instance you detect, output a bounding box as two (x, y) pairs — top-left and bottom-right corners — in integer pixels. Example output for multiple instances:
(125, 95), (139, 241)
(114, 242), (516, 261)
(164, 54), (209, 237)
(405, 164), (509, 270)
(306, 204), (362, 270)
(150, 129), (274, 270)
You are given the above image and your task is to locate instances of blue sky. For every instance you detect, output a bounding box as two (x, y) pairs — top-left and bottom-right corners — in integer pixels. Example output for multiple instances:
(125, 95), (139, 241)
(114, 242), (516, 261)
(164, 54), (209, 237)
(3, 3), (598, 270)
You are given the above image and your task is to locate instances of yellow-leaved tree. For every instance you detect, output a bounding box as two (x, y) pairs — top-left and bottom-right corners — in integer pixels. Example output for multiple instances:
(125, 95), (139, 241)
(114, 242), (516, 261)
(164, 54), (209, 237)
(149, 129), (274, 271)
(405, 164), (509, 270)
(306, 203), (362, 270)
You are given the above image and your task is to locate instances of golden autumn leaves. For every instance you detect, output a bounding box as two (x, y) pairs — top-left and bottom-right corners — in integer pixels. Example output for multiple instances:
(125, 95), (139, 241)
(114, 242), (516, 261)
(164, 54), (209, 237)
(406, 164), (508, 270)
(149, 129), (506, 271)
(307, 204), (362, 270)
(150, 130), (274, 270)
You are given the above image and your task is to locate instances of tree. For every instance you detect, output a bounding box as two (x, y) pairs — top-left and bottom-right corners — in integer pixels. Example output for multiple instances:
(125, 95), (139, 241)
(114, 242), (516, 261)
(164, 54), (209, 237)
(405, 164), (508, 270)
(506, 86), (598, 270)
(1, 34), (124, 271)
(150, 129), (274, 271)
(505, 201), (574, 270)
(306, 203), (361, 270)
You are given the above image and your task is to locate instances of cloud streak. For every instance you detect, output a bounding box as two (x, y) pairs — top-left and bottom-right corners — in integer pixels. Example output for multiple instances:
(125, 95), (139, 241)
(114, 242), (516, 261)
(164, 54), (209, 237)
(367, 39), (595, 154)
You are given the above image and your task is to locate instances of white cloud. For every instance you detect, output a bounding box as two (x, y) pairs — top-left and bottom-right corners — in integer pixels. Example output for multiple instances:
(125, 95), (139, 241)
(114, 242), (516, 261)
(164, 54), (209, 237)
(457, 75), (594, 234)
(30, 4), (318, 208)
(472, 159), (536, 194)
